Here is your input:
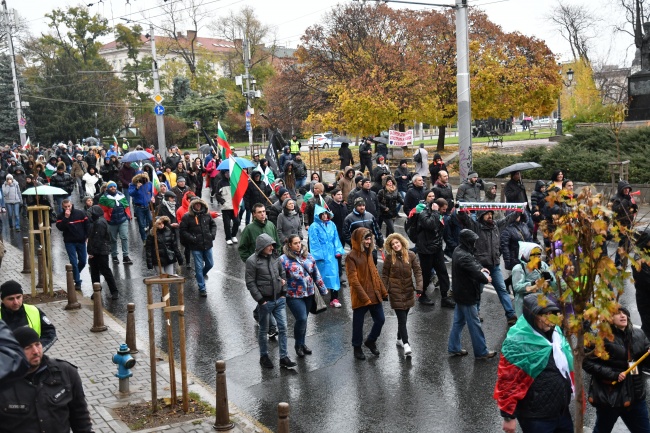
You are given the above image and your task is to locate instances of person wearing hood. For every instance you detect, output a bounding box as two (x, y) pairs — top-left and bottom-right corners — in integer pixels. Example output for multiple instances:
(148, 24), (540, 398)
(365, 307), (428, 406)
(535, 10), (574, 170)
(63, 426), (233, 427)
(179, 198), (217, 296)
(510, 242), (560, 317)
(382, 233), (423, 357)
(309, 205), (346, 307)
(99, 181), (132, 265)
(344, 197), (383, 265)
(377, 175), (403, 237)
(2, 173), (21, 230)
(277, 198), (303, 244)
(458, 207), (521, 326)
(428, 153), (446, 183)
(583, 305), (650, 432)
(501, 212), (533, 292)
(530, 180), (547, 242)
(279, 146), (293, 177)
(611, 179), (638, 266)
(371, 155), (390, 193)
(255, 158), (275, 186)
(337, 166), (357, 202)
(215, 170), (240, 245)
(394, 160), (411, 210)
(243, 171), (272, 225)
(281, 234), (328, 358)
(338, 141), (354, 169)
(87, 205), (119, 299)
(12, 165), (26, 192)
(292, 153), (308, 189)
(146, 216), (183, 275)
(100, 155), (119, 184)
(82, 165), (102, 198)
(246, 233), (296, 369)
(346, 228), (388, 360)
(447, 229), (495, 359)
(129, 173), (153, 242)
(495, 294), (574, 433)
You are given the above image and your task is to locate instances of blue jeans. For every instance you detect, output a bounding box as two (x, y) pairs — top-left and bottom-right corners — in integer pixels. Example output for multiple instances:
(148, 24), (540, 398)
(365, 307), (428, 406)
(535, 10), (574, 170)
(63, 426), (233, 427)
(121, 187), (131, 206)
(352, 303), (385, 347)
(479, 265), (516, 319)
(133, 205), (152, 241)
(64, 242), (87, 286)
(286, 296), (313, 348)
(191, 248), (214, 291)
(447, 303), (489, 357)
(519, 412), (574, 433)
(593, 399), (650, 433)
(295, 177), (307, 189)
(6, 202), (20, 228)
(258, 297), (288, 358)
(397, 190), (406, 214)
(108, 221), (129, 258)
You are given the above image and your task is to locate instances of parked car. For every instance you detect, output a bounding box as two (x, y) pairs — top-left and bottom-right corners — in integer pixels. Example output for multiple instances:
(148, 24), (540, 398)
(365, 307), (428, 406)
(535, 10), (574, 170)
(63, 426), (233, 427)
(306, 133), (344, 148)
(535, 118), (556, 128)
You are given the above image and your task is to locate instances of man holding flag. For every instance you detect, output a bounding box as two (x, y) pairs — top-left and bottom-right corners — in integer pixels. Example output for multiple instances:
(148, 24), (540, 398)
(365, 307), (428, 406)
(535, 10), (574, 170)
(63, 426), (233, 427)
(216, 158), (248, 245)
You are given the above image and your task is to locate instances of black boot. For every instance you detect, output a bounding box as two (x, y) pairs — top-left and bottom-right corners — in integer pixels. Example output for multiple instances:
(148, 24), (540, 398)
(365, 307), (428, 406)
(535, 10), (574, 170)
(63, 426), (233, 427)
(354, 346), (366, 360)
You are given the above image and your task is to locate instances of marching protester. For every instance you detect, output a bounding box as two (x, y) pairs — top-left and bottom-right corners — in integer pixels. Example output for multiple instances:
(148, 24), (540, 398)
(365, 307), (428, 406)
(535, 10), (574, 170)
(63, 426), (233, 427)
(146, 216), (183, 275)
(99, 181), (132, 265)
(179, 197), (217, 297)
(87, 205), (120, 299)
(309, 205), (345, 307)
(56, 199), (90, 291)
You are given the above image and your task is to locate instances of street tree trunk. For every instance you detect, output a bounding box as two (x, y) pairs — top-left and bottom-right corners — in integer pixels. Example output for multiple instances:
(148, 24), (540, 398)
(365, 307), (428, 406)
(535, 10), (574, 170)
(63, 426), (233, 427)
(437, 126), (446, 152)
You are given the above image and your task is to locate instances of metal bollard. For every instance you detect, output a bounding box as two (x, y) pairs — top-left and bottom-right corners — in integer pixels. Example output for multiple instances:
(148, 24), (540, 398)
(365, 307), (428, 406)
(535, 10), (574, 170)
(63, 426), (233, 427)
(64, 264), (81, 310)
(21, 237), (30, 274)
(90, 283), (107, 332)
(213, 360), (234, 431)
(277, 402), (290, 433)
(36, 247), (44, 289)
(125, 303), (138, 354)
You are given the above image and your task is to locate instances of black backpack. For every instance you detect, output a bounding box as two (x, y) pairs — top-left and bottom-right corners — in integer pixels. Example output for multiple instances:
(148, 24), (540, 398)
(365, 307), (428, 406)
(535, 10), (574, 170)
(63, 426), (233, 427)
(404, 211), (419, 242)
(413, 150), (422, 163)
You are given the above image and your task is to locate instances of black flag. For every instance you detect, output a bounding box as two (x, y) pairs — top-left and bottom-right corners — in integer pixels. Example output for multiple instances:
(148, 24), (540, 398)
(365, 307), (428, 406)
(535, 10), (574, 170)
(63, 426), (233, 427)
(265, 139), (280, 174)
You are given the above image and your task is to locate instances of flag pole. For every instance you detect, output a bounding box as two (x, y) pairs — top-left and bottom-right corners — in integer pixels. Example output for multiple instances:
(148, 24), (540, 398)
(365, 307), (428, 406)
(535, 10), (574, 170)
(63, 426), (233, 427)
(248, 178), (273, 205)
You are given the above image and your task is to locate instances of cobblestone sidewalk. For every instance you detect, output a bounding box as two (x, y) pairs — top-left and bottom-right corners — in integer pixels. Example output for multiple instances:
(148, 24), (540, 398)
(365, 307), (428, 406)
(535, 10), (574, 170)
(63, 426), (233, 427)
(2, 242), (266, 433)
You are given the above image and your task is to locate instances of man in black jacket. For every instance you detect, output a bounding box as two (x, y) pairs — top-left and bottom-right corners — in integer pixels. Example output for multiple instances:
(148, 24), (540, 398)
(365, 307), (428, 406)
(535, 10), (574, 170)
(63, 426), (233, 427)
(634, 229), (650, 337)
(0, 320), (29, 389)
(0, 281), (57, 352)
(416, 199), (455, 308)
(504, 171), (533, 232)
(403, 175), (426, 216)
(0, 327), (94, 433)
(50, 162), (75, 212)
(447, 229), (496, 359)
(358, 138), (373, 174)
(611, 179), (638, 267)
(356, 178), (379, 218)
(292, 153), (308, 189)
(87, 205), (119, 299)
(56, 199), (90, 291)
(179, 198), (217, 297)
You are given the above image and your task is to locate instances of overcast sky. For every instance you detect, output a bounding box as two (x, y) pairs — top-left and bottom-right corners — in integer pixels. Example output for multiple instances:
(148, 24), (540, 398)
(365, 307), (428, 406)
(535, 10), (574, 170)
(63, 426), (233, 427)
(16, 0), (634, 67)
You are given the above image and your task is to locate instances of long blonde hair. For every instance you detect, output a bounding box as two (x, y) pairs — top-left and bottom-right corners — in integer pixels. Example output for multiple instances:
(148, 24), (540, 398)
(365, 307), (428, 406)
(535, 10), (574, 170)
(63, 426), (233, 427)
(384, 233), (410, 265)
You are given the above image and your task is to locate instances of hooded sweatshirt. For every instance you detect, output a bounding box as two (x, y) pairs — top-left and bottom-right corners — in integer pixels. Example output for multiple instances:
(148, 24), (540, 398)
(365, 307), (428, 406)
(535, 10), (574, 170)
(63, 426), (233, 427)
(277, 198), (303, 244)
(245, 233), (285, 304)
(611, 179), (638, 227)
(178, 198), (217, 251)
(510, 242), (557, 316)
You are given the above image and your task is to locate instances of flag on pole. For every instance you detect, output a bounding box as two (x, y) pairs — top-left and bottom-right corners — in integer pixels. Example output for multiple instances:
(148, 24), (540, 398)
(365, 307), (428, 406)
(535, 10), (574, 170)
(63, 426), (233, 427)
(22, 137), (31, 150)
(144, 163), (161, 196)
(112, 135), (119, 148)
(229, 156), (249, 216)
(265, 140), (279, 173)
(217, 122), (232, 160)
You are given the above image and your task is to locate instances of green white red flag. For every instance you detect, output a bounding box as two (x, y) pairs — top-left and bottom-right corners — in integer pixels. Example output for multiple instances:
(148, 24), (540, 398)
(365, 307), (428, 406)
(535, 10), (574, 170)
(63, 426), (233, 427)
(217, 122), (232, 160)
(113, 135), (119, 148)
(229, 156), (248, 216)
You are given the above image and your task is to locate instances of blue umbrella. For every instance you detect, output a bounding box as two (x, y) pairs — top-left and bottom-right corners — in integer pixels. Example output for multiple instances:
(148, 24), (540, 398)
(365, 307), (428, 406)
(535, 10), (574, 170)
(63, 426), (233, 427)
(216, 157), (256, 170)
(121, 150), (154, 163)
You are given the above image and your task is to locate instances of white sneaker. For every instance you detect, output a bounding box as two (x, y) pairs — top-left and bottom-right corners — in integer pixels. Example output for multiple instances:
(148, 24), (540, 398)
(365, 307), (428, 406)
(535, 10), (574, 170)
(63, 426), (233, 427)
(226, 240), (233, 245)
(232, 237), (238, 243)
(403, 343), (412, 357)
(396, 338), (403, 347)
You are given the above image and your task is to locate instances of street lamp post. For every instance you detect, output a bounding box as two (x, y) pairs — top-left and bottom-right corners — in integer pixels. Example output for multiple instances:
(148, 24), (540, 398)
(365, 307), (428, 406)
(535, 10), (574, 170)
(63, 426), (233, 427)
(555, 67), (574, 136)
(94, 112), (98, 137)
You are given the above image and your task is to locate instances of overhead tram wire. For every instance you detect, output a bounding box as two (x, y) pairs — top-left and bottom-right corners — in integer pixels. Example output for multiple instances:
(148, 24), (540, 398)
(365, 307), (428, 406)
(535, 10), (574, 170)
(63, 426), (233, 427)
(22, 94), (184, 109)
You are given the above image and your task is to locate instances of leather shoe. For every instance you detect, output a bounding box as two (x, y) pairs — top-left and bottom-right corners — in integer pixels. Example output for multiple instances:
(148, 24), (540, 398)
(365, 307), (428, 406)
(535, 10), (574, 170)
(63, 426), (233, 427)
(418, 294), (435, 306)
(354, 346), (366, 360)
(441, 297), (456, 308)
(259, 355), (274, 369)
(364, 340), (380, 356)
(295, 346), (305, 358)
(301, 345), (312, 355)
(449, 349), (469, 357)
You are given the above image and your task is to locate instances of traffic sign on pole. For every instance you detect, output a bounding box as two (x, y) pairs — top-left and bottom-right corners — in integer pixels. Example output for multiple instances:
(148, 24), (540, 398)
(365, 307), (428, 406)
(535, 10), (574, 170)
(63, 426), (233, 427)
(18, 118), (26, 126)
(152, 94), (164, 104)
(154, 105), (165, 116)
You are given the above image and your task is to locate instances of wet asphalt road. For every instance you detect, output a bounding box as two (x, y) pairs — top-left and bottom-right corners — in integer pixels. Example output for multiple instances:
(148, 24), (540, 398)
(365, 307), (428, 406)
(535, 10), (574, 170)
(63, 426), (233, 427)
(2, 191), (645, 433)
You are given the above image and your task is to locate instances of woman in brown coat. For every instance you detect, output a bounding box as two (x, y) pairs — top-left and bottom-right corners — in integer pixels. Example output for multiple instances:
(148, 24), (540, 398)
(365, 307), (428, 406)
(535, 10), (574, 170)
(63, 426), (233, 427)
(346, 228), (388, 360)
(382, 233), (423, 357)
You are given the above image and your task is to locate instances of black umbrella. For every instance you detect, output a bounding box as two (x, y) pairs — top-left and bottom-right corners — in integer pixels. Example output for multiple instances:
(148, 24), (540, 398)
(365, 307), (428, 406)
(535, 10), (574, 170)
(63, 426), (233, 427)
(372, 136), (389, 144)
(496, 162), (542, 177)
(199, 144), (212, 154)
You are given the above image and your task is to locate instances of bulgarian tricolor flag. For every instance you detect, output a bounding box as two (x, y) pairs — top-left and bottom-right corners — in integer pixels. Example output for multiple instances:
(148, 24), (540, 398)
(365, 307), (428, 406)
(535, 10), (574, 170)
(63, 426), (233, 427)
(229, 156), (248, 216)
(217, 122), (232, 160)
(494, 315), (574, 416)
(22, 137), (31, 150)
(113, 135), (119, 148)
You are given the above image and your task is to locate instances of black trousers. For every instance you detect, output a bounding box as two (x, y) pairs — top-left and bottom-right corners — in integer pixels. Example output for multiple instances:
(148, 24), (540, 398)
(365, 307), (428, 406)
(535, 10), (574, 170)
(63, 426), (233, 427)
(89, 254), (118, 294)
(222, 210), (240, 240)
(395, 308), (410, 344)
(359, 159), (372, 174)
(418, 250), (450, 298)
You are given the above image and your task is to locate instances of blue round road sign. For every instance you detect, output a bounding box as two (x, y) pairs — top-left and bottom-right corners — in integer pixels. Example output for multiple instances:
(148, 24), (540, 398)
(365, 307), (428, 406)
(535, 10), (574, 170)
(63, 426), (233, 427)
(154, 105), (165, 115)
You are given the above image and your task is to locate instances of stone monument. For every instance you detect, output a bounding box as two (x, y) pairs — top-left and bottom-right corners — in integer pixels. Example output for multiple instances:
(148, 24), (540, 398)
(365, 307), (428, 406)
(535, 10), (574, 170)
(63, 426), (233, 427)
(627, 22), (650, 121)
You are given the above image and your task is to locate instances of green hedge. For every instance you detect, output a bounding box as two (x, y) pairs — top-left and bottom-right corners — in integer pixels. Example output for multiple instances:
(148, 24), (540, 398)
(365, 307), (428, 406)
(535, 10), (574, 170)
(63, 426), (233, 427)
(472, 127), (650, 183)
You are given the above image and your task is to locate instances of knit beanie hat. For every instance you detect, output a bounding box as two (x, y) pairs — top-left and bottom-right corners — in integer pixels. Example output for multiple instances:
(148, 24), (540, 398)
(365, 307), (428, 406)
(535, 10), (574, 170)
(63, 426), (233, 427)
(399, 159), (407, 165)
(468, 171), (478, 179)
(354, 197), (366, 207)
(354, 175), (364, 185)
(107, 181), (117, 189)
(278, 187), (289, 198)
(1, 280), (23, 299)
(13, 326), (40, 348)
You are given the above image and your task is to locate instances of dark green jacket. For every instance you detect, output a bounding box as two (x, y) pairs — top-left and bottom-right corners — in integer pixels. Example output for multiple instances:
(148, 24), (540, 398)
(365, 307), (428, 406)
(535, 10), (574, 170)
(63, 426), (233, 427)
(238, 218), (280, 262)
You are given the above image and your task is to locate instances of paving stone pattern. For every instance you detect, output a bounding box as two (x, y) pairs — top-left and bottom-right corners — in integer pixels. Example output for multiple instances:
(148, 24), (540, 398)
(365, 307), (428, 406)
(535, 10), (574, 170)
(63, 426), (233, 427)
(1, 242), (266, 433)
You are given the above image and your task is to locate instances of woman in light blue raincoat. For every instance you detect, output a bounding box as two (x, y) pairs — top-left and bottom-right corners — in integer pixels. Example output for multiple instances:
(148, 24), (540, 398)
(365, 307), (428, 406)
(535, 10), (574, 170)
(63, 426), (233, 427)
(309, 204), (346, 307)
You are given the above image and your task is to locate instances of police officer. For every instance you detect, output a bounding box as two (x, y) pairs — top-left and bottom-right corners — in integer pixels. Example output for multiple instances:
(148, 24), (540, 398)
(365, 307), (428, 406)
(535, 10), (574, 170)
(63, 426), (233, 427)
(0, 327), (94, 433)
(0, 280), (57, 351)
(289, 134), (301, 155)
